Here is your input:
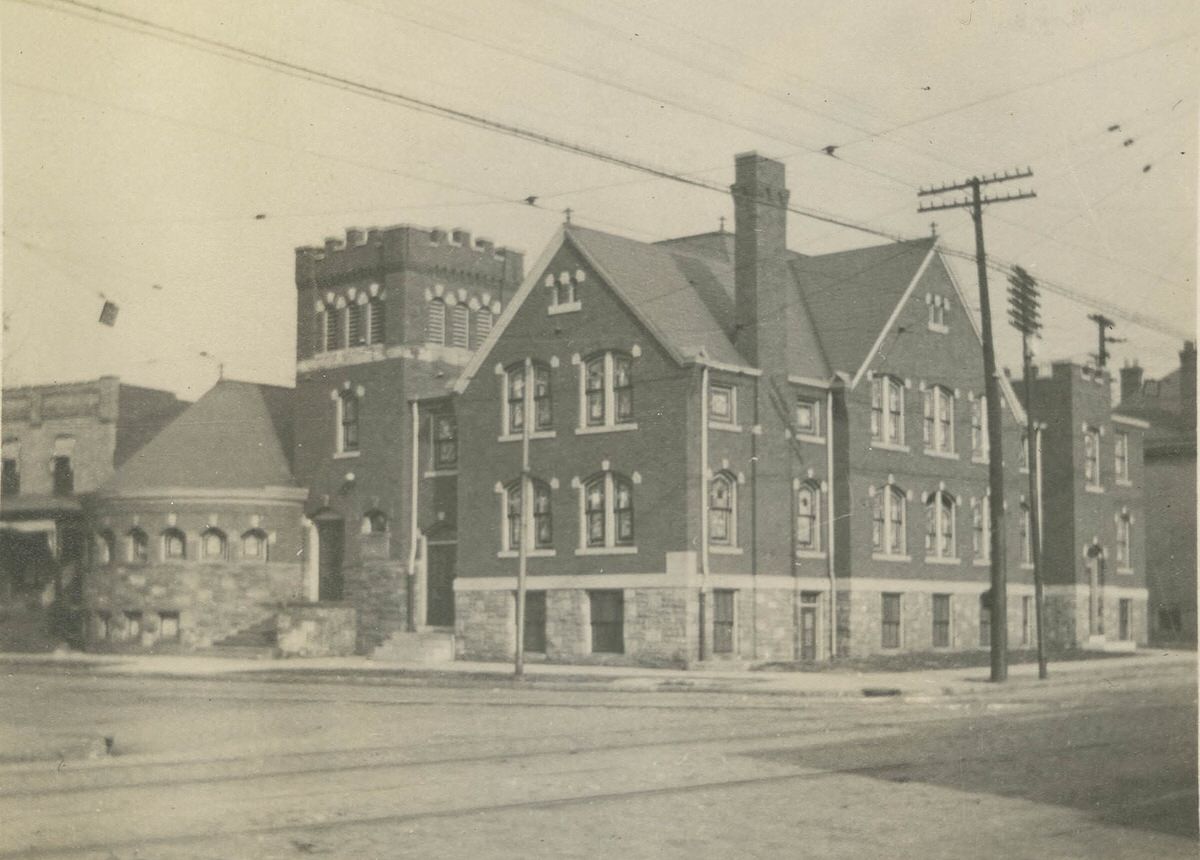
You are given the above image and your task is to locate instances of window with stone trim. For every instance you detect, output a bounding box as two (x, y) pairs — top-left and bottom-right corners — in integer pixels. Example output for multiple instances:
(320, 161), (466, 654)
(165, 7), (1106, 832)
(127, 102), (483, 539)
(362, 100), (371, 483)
(503, 479), (552, 552)
(128, 528), (149, 564)
(582, 472), (633, 549)
(923, 386), (955, 454)
(881, 593), (902, 648)
(242, 528), (269, 561)
(796, 481), (821, 552)
(1114, 431), (1130, 482)
(94, 530), (115, 566)
(708, 472), (736, 546)
(871, 376), (905, 446)
(347, 300), (365, 347)
(971, 497), (990, 561)
(924, 491), (957, 560)
(367, 294), (385, 345)
(1084, 426), (1101, 487)
(425, 298), (446, 345)
(582, 351), (634, 428)
(1116, 512), (1132, 568)
(932, 594), (951, 647)
(324, 304), (340, 350)
(338, 390), (360, 453)
(872, 484), (906, 556)
(589, 590), (624, 654)
(201, 528), (227, 561)
(432, 413), (458, 470)
(971, 397), (988, 460)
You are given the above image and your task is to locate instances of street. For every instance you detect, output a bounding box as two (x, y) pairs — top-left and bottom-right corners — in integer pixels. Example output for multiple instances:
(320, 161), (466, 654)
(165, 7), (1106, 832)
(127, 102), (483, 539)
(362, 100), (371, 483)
(0, 662), (1195, 858)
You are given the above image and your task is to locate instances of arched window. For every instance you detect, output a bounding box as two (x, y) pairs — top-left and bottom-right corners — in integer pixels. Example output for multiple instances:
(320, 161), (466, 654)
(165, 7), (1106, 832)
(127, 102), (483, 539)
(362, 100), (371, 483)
(533, 362), (552, 431)
(871, 484), (906, 556)
(241, 528), (268, 561)
(367, 294), (386, 345)
(796, 481), (821, 552)
(505, 363), (526, 435)
(971, 497), (990, 561)
(473, 308), (493, 348)
(95, 530), (115, 565)
(425, 297), (446, 345)
(709, 472), (736, 546)
(870, 376), (905, 445)
(582, 351), (633, 428)
(162, 528), (187, 560)
(504, 479), (553, 552)
(1116, 512), (1132, 568)
(361, 511), (388, 535)
(925, 491), (957, 559)
(582, 472), (634, 549)
(347, 299), (365, 346)
(450, 303), (470, 349)
(201, 528), (227, 561)
(923, 386), (955, 453)
(128, 528), (149, 564)
(338, 390), (359, 453)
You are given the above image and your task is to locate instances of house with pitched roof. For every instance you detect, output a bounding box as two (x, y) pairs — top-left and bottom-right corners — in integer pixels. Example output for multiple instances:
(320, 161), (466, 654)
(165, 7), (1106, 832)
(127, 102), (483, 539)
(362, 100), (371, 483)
(445, 152), (1081, 665)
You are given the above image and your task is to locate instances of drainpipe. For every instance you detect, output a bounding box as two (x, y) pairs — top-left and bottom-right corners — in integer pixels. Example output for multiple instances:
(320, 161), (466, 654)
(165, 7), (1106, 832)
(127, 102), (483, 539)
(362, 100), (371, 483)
(825, 386), (837, 659)
(699, 364), (710, 662)
(407, 400), (420, 632)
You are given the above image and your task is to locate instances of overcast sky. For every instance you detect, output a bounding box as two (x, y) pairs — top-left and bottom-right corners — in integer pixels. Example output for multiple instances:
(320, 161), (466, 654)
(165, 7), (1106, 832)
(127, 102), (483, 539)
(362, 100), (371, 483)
(3, 0), (1196, 400)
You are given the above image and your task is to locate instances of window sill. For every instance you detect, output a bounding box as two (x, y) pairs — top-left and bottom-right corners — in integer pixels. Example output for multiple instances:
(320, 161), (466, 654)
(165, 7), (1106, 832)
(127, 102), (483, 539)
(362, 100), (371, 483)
(927, 322), (949, 334)
(709, 545), (743, 555)
(1117, 567), (1135, 575)
(498, 430), (557, 443)
(872, 553), (911, 562)
(973, 559), (991, 567)
(1019, 467), (1030, 475)
(870, 441), (909, 453)
(547, 301), (582, 316)
(925, 556), (963, 565)
(1020, 563), (1034, 570)
(333, 450), (360, 460)
(796, 433), (826, 445)
(972, 456), (989, 465)
(1115, 479), (1133, 487)
(794, 549), (827, 560)
(924, 449), (959, 460)
(497, 549), (557, 559)
(423, 469), (458, 478)
(575, 546), (638, 556)
(1085, 485), (1105, 494)
(709, 421), (742, 433)
(575, 423), (638, 436)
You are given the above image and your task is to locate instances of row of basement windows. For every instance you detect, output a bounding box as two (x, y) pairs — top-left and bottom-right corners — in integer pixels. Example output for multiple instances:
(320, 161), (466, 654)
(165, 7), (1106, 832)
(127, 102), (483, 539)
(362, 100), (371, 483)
(517, 589), (740, 656)
(883, 592), (1133, 649)
(95, 610), (179, 643)
(92, 527), (271, 565)
(315, 294), (385, 352)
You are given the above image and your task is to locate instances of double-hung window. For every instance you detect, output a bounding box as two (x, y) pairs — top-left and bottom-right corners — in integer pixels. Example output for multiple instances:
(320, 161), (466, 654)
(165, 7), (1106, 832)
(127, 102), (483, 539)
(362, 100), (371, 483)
(871, 376), (905, 446)
(582, 352), (633, 429)
(925, 491), (957, 560)
(504, 362), (553, 436)
(1116, 512), (1132, 569)
(1084, 427), (1101, 488)
(923, 386), (955, 454)
(1114, 432), (1130, 482)
(881, 593), (902, 648)
(709, 472), (736, 546)
(795, 481), (821, 552)
(582, 472), (634, 551)
(872, 484), (907, 557)
(337, 391), (359, 453)
(504, 479), (553, 552)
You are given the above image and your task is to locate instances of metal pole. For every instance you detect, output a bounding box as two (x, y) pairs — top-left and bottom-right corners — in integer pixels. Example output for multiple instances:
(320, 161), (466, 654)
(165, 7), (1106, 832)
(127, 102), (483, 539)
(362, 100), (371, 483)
(971, 178), (1009, 682)
(1022, 333), (1048, 679)
(515, 357), (531, 677)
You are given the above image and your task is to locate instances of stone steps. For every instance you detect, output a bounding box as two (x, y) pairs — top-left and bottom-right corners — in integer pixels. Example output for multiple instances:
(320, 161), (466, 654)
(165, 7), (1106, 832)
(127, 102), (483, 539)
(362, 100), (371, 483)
(371, 630), (455, 664)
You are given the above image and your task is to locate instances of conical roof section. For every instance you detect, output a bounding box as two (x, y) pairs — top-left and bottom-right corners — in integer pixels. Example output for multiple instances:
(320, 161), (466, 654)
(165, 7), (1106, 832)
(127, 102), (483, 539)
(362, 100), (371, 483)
(99, 380), (295, 496)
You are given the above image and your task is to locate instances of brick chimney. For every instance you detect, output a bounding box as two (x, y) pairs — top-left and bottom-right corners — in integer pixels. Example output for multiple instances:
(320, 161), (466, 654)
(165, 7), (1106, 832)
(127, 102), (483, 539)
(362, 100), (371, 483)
(732, 152), (790, 369)
(1180, 340), (1196, 425)
(1119, 361), (1143, 405)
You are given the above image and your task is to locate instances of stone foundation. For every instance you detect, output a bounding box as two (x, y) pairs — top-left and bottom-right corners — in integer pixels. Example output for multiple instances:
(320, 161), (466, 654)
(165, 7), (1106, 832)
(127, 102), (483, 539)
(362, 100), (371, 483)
(276, 604), (357, 657)
(343, 560), (408, 653)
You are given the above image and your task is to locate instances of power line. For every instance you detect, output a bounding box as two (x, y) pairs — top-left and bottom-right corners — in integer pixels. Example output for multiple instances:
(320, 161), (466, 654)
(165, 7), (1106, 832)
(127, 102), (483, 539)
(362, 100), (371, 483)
(17, 0), (1193, 341)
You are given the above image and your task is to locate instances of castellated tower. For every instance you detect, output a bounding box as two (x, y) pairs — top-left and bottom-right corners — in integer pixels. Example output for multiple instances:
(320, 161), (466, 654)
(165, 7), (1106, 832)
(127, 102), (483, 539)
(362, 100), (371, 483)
(291, 224), (523, 652)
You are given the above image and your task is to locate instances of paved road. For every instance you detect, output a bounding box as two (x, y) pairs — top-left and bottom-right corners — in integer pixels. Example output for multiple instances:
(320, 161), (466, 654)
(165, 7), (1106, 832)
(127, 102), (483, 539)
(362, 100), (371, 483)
(0, 663), (1195, 858)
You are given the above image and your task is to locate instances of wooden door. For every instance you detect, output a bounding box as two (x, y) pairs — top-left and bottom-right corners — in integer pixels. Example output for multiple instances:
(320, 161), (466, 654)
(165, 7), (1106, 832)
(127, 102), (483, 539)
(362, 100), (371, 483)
(316, 519), (344, 602)
(426, 543), (456, 627)
(800, 606), (817, 661)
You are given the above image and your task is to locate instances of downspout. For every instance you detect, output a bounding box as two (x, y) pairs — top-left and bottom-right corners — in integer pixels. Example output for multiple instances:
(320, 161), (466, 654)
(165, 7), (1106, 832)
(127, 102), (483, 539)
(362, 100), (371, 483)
(699, 363), (710, 662)
(750, 373), (759, 659)
(825, 386), (837, 659)
(407, 400), (420, 632)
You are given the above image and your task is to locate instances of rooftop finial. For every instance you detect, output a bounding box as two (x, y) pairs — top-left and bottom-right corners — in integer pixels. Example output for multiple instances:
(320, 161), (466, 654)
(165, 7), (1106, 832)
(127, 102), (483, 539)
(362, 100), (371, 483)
(719, 215), (726, 233)
(563, 207), (573, 225)
(930, 220), (938, 237)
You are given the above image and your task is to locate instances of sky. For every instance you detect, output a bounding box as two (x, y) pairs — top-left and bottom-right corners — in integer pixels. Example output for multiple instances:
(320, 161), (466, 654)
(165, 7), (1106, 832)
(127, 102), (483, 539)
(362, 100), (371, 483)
(2, 0), (1196, 401)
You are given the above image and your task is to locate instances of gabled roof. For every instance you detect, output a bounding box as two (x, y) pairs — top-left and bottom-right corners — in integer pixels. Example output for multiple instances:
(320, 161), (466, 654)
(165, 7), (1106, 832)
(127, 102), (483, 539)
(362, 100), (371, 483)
(564, 225), (747, 367)
(790, 238), (936, 377)
(99, 380), (297, 496)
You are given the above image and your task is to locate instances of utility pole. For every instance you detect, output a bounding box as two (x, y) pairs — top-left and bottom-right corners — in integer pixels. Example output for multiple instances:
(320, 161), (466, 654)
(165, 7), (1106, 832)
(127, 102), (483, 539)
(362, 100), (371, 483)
(514, 357), (532, 677)
(919, 168), (1036, 683)
(1008, 266), (1048, 680)
(1087, 313), (1125, 369)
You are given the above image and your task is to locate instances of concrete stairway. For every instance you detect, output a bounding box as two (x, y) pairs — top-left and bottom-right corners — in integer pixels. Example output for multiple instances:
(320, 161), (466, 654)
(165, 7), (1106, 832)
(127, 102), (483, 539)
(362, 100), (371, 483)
(370, 630), (456, 664)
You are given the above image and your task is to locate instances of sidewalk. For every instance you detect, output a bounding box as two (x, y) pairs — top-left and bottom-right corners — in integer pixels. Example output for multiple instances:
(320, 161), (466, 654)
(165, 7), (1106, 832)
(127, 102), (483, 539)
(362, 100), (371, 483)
(2, 648), (1194, 698)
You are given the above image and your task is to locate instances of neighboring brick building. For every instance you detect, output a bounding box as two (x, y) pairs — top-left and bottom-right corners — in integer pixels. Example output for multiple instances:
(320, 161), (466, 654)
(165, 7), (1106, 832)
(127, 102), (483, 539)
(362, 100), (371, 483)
(0, 376), (184, 649)
(1116, 342), (1196, 645)
(291, 225), (522, 652)
(1024, 362), (1149, 650)
(449, 152), (1045, 666)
